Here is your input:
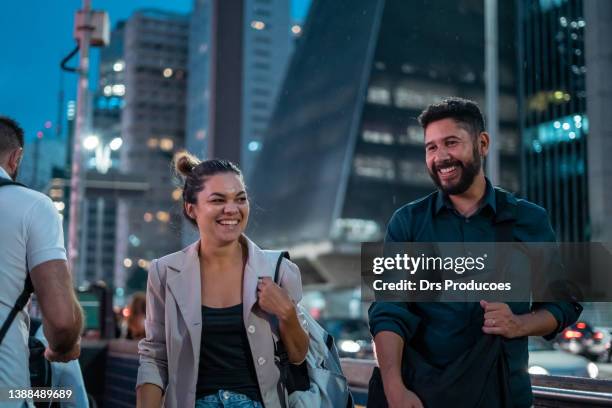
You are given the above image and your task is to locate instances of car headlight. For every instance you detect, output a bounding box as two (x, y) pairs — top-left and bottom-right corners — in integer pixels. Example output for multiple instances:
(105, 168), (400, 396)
(339, 340), (361, 353)
(528, 365), (550, 375)
(587, 362), (599, 379)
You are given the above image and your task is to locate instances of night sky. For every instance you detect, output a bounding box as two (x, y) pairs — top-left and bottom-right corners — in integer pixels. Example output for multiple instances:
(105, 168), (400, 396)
(0, 0), (310, 144)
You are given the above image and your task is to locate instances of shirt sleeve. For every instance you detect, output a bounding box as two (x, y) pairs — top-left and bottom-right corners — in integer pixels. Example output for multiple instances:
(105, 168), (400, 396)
(368, 301), (421, 341)
(369, 208), (420, 341)
(25, 195), (67, 270)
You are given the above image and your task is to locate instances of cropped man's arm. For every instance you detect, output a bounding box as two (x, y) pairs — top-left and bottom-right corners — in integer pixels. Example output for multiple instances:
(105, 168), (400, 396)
(30, 259), (83, 353)
(374, 331), (405, 390)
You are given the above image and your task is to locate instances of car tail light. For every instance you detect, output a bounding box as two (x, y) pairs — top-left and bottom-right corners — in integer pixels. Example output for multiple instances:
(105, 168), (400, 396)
(594, 332), (604, 340)
(564, 330), (583, 339)
(576, 322), (587, 329)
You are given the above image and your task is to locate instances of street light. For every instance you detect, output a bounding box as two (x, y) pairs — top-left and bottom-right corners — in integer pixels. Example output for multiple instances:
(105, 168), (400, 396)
(109, 137), (123, 151)
(83, 134), (100, 150)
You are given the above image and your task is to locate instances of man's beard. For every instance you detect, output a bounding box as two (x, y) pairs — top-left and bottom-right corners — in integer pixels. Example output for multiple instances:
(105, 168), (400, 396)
(428, 145), (482, 195)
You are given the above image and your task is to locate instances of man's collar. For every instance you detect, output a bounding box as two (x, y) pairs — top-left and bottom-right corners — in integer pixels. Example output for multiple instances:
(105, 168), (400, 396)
(0, 166), (11, 181)
(434, 177), (496, 216)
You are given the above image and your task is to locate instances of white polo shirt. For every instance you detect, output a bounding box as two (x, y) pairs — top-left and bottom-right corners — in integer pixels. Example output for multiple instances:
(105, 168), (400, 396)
(0, 166), (67, 398)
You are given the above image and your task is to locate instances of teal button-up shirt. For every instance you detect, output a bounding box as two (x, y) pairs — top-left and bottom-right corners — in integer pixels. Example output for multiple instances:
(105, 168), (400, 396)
(369, 180), (582, 408)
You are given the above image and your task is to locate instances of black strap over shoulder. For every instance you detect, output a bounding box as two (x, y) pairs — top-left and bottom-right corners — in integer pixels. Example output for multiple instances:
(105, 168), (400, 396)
(0, 178), (26, 188)
(0, 179), (33, 347)
(273, 251), (290, 284)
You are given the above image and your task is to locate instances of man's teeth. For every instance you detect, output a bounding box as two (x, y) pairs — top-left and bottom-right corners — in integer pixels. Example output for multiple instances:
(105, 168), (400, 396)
(219, 220), (239, 225)
(439, 166), (457, 174)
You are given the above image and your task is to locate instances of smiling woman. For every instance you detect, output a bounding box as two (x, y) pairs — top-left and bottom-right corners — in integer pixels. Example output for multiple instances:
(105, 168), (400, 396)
(135, 151), (309, 408)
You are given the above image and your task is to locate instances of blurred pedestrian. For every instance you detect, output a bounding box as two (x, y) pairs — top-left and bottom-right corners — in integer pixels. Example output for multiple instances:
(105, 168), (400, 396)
(0, 116), (83, 407)
(31, 317), (89, 407)
(136, 153), (309, 408)
(126, 292), (146, 340)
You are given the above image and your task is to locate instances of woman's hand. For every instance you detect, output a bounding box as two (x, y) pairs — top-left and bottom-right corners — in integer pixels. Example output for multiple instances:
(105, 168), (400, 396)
(256, 277), (295, 321)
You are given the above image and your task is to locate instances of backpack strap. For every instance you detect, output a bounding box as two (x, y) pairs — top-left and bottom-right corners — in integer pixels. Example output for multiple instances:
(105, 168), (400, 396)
(0, 271), (33, 346)
(0, 178), (26, 188)
(0, 179), (33, 347)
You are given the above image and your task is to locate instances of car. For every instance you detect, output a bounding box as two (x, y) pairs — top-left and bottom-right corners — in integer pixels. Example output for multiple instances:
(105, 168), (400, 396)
(556, 321), (608, 361)
(528, 337), (598, 378)
(318, 318), (374, 359)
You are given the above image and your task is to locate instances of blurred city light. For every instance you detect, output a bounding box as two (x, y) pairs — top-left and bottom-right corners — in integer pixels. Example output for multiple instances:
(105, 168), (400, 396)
(109, 137), (123, 151)
(250, 20), (265, 30)
(163, 68), (173, 78)
(113, 60), (125, 72)
(83, 134), (100, 150)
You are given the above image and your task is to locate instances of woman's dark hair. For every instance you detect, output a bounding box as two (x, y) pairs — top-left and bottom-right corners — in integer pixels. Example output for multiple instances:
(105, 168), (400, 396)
(173, 151), (244, 226)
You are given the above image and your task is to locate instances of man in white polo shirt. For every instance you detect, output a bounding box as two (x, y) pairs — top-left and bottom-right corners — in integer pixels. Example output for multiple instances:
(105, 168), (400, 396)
(0, 116), (83, 406)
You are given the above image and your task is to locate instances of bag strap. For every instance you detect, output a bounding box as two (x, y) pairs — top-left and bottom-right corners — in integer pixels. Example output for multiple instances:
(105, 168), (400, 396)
(273, 251), (290, 285)
(0, 179), (33, 347)
(0, 269), (33, 347)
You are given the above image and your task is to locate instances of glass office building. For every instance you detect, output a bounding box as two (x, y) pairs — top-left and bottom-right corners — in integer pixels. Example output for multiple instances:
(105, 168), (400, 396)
(249, 0), (520, 285)
(518, 0), (589, 241)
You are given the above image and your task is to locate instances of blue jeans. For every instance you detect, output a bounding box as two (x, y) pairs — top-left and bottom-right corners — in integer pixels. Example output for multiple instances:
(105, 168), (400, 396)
(195, 390), (263, 408)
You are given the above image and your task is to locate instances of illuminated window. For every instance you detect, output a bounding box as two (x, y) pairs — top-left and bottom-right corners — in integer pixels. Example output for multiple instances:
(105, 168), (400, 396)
(353, 155), (395, 180)
(362, 130), (393, 145)
(398, 160), (431, 186)
(397, 126), (423, 145)
(112, 84), (125, 96)
(367, 86), (391, 105)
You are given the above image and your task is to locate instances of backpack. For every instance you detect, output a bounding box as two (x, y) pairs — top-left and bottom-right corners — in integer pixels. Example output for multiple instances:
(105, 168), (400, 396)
(265, 250), (354, 408)
(0, 179), (54, 392)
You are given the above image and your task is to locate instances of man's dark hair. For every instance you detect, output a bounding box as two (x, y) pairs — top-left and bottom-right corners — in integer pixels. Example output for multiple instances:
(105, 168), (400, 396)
(0, 116), (25, 155)
(418, 97), (485, 137)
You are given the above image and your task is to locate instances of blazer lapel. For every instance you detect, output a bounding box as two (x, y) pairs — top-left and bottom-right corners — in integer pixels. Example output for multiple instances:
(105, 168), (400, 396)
(166, 241), (202, 360)
(242, 236), (261, 324)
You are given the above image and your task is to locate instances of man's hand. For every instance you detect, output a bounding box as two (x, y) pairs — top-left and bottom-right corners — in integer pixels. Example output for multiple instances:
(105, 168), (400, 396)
(257, 277), (295, 321)
(44, 338), (81, 363)
(384, 378), (424, 408)
(481, 300), (525, 338)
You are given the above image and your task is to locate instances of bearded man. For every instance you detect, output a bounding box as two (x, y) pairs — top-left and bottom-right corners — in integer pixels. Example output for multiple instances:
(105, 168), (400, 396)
(367, 98), (581, 408)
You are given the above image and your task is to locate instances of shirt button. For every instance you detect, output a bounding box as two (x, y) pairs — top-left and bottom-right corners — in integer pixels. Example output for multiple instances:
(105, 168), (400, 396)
(258, 357), (266, 366)
(248, 325), (256, 334)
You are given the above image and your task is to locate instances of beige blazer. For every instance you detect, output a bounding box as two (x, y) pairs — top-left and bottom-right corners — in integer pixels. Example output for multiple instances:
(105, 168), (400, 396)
(136, 235), (304, 408)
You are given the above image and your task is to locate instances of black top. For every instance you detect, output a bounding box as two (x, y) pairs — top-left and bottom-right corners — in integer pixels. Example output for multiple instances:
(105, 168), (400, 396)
(196, 303), (261, 401)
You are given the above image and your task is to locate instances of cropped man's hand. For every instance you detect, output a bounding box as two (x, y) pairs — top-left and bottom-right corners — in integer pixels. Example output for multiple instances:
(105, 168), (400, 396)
(45, 338), (81, 363)
(481, 300), (524, 338)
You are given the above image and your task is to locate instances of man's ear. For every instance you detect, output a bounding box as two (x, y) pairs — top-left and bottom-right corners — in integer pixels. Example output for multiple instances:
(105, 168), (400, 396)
(7, 147), (23, 172)
(479, 132), (490, 156)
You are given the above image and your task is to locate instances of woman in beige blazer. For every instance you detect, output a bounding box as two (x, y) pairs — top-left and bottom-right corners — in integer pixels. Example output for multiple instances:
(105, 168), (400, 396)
(136, 153), (309, 408)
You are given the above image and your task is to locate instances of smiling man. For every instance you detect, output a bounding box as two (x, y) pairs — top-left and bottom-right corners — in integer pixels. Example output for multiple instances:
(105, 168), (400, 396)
(367, 98), (582, 408)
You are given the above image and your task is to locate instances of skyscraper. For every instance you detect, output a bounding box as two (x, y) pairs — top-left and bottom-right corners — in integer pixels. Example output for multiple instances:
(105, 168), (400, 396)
(184, 0), (293, 245)
(116, 10), (189, 289)
(186, 0), (292, 180)
(248, 0), (520, 286)
(518, 0), (589, 242)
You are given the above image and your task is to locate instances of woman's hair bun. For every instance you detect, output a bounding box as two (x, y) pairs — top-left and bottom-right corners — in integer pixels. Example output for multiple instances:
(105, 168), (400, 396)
(174, 151), (201, 177)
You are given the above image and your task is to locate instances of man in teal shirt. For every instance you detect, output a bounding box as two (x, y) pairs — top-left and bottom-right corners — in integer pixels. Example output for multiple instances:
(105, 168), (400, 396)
(368, 98), (582, 408)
